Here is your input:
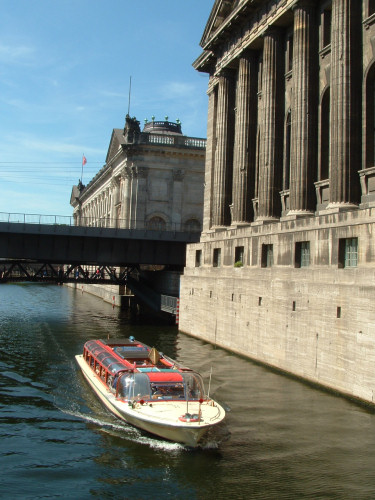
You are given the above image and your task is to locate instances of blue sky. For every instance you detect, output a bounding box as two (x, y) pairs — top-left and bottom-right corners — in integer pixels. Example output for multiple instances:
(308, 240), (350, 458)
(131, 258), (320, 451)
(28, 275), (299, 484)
(0, 1), (212, 217)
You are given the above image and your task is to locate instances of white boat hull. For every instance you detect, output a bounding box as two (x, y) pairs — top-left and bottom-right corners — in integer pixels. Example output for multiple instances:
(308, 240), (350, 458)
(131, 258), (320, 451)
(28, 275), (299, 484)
(76, 355), (224, 447)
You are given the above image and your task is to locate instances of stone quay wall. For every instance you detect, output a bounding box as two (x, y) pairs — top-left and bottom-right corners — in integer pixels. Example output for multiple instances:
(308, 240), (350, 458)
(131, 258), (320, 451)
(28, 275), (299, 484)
(179, 208), (375, 405)
(66, 282), (128, 308)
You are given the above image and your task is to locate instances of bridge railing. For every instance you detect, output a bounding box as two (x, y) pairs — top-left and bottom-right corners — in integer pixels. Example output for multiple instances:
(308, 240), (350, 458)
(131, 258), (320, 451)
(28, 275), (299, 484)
(0, 212), (201, 234)
(0, 212), (76, 225)
(160, 294), (178, 314)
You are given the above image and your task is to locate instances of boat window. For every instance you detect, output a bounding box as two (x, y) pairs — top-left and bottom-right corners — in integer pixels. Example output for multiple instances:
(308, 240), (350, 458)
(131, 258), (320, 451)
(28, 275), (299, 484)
(181, 373), (205, 400)
(101, 355), (121, 369)
(85, 340), (98, 352)
(151, 383), (185, 400)
(117, 372), (151, 401)
(97, 352), (112, 364)
(107, 362), (128, 375)
(88, 344), (103, 357)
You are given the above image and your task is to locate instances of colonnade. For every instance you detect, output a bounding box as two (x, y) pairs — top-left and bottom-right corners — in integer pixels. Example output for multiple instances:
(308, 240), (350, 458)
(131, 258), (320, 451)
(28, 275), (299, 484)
(78, 166), (150, 229)
(206, 0), (362, 230)
(80, 187), (112, 226)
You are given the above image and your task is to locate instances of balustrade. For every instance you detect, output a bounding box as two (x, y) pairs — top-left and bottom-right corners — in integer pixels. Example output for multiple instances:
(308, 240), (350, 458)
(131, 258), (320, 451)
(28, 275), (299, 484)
(0, 212), (201, 233)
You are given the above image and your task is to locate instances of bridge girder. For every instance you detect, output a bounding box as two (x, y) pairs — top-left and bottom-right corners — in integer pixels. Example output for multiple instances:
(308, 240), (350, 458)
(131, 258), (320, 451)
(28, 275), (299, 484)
(0, 222), (198, 267)
(0, 260), (135, 285)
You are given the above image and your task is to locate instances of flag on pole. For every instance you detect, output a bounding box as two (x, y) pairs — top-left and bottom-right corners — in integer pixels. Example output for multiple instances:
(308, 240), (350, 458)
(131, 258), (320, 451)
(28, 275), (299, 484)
(80, 154), (87, 184)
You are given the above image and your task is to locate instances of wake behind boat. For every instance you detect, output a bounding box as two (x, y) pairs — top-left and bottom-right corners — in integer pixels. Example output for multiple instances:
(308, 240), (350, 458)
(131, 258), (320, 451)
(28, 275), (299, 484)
(75, 337), (225, 447)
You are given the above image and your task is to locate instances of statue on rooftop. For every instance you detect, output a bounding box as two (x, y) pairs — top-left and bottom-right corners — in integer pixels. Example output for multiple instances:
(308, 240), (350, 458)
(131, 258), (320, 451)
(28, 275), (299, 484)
(124, 114), (141, 143)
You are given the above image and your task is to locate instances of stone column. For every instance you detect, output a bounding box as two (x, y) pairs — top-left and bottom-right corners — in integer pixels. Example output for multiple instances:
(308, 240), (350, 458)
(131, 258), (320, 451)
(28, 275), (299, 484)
(231, 51), (258, 224)
(203, 79), (217, 233)
(93, 199), (98, 225)
(172, 169), (185, 230)
(329, 0), (361, 207)
(110, 177), (120, 227)
(130, 166), (148, 230)
(257, 28), (284, 220)
(288, 0), (317, 215)
(212, 70), (235, 227)
(120, 167), (132, 228)
(98, 193), (103, 223)
(104, 188), (110, 226)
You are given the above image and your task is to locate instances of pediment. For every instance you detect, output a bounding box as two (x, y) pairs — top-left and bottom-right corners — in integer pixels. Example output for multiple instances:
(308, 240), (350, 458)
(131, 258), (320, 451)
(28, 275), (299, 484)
(106, 129), (124, 163)
(200, 0), (238, 48)
(70, 185), (80, 206)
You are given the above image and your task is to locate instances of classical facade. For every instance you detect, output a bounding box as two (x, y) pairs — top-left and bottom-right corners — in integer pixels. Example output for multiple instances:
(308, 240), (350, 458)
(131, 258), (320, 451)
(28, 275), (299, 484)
(180, 0), (375, 405)
(70, 116), (206, 307)
(71, 116), (206, 232)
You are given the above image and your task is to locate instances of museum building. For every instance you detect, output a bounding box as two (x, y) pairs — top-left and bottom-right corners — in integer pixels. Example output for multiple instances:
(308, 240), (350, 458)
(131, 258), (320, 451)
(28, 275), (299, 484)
(70, 115), (206, 306)
(180, 0), (375, 404)
(71, 116), (205, 232)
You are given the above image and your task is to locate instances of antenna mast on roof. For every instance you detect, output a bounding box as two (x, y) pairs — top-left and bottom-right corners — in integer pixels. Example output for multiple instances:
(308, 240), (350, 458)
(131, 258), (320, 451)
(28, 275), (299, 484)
(127, 76), (132, 116)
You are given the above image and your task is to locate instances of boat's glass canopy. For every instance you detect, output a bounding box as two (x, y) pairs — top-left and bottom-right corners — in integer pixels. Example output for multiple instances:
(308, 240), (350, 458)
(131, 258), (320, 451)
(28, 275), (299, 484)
(117, 372), (151, 400)
(84, 339), (206, 401)
(116, 371), (205, 401)
(181, 372), (205, 400)
(85, 340), (129, 375)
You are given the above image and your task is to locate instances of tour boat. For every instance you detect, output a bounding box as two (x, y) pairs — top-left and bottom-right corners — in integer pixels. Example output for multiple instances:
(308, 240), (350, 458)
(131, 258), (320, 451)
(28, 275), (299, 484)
(75, 337), (225, 447)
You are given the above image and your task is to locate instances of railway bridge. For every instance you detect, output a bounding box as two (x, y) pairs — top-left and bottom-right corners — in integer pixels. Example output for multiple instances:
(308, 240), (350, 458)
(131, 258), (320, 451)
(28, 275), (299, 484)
(0, 212), (199, 317)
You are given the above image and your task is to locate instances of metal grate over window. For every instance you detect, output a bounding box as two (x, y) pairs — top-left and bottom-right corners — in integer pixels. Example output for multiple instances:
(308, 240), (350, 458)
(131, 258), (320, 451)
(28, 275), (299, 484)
(344, 238), (358, 268)
(339, 237), (358, 268)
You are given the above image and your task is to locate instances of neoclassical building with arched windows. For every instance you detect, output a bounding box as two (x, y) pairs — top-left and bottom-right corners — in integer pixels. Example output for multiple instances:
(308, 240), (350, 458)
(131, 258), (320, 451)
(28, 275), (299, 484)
(180, 0), (375, 404)
(70, 116), (205, 307)
(71, 116), (205, 232)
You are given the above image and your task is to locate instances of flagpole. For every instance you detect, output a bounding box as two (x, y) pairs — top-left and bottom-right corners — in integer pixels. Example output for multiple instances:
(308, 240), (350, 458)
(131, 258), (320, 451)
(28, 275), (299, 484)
(80, 154), (84, 184)
(127, 76), (132, 116)
(80, 154), (86, 184)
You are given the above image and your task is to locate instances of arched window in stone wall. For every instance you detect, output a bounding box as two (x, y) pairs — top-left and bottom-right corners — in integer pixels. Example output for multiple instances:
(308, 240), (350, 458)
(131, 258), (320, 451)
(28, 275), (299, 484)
(147, 216), (166, 231)
(320, 87), (330, 180)
(366, 63), (375, 168)
(183, 218), (201, 232)
(284, 109), (291, 190)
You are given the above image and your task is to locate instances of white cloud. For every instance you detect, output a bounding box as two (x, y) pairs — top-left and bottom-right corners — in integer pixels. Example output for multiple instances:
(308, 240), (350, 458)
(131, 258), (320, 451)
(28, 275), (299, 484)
(21, 137), (104, 157)
(0, 132), (105, 163)
(159, 81), (195, 99)
(100, 89), (128, 99)
(0, 43), (35, 64)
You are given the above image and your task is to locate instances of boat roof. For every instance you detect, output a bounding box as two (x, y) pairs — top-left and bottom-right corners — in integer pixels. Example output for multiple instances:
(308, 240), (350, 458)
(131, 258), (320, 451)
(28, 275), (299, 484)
(101, 338), (151, 357)
(100, 338), (149, 348)
(83, 338), (194, 376)
(113, 347), (151, 360)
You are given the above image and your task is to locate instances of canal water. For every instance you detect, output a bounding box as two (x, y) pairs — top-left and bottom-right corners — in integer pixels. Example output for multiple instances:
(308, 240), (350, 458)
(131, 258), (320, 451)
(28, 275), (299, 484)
(1, 284), (375, 499)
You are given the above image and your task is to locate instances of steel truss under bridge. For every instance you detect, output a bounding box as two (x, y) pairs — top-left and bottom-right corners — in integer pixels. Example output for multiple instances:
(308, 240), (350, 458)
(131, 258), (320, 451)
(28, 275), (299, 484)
(0, 260), (135, 285)
(0, 260), (179, 318)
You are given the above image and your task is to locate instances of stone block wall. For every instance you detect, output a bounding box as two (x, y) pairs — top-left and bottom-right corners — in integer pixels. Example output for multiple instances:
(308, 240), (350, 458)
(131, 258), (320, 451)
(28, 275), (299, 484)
(179, 208), (375, 404)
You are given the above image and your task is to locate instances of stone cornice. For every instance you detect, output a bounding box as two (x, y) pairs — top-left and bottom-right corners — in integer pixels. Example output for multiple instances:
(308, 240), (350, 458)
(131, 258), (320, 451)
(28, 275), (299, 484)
(201, 0), (262, 51)
(195, 0), (294, 75)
